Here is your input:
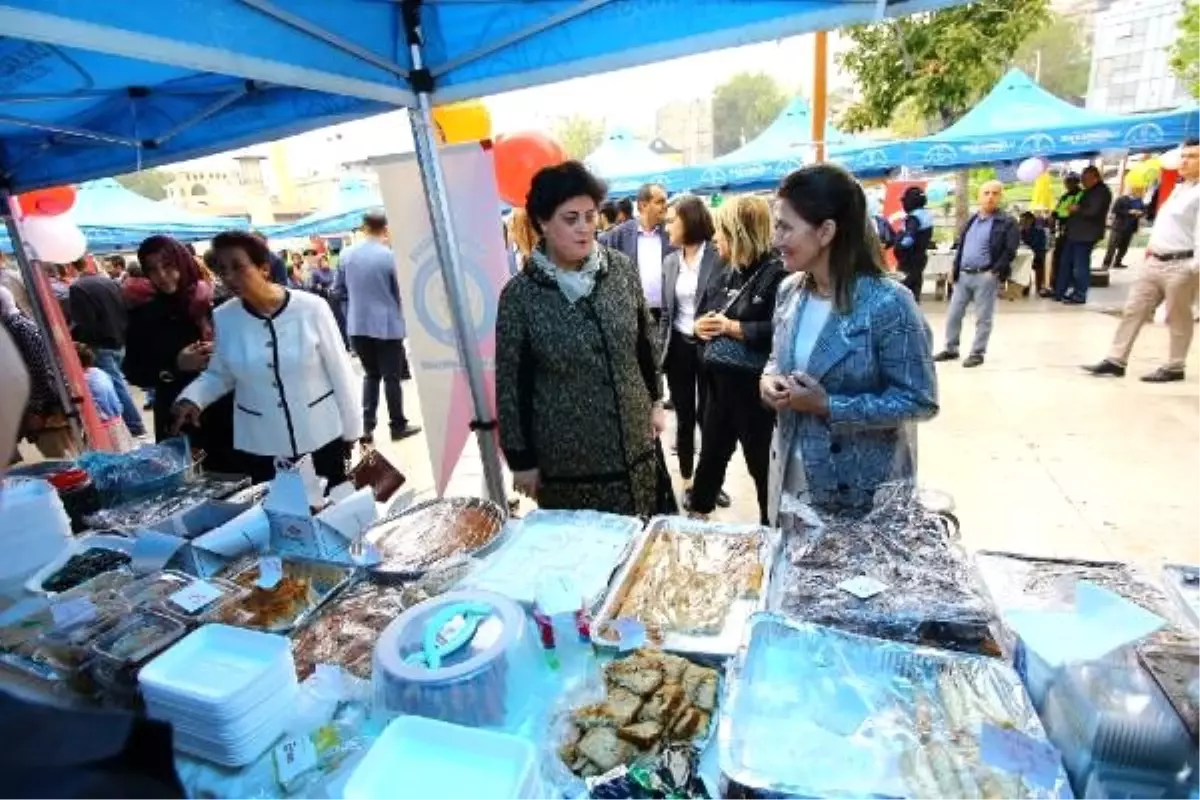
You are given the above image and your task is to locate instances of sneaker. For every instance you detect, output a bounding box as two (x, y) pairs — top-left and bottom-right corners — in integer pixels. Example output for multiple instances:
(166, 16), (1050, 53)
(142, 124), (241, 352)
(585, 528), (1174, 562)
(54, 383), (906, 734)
(963, 354), (985, 368)
(1141, 366), (1185, 383)
(933, 350), (960, 362)
(716, 490), (732, 508)
(1113, 262), (1129, 269)
(1082, 360), (1126, 378)
(1063, 297), (1087, 305)
(1038, 288), (1056, 299)
(390, 424), (422, 441)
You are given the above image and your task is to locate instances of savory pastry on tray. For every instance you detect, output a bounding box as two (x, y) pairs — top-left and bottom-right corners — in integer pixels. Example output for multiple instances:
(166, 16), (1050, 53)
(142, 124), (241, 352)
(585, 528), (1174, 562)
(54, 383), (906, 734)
(559, 650), (718, 778)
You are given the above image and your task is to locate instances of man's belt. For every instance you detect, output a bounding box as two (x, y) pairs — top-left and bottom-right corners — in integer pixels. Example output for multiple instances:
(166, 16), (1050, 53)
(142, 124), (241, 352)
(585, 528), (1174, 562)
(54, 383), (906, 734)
(961, 266), (994, 274)
(1149, 250), (1195, 263)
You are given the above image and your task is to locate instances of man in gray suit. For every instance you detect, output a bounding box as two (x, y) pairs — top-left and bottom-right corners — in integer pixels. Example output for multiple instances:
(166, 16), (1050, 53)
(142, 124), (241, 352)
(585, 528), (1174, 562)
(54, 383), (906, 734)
(601, 183), (676, 324)
(336, 212), (421, 444)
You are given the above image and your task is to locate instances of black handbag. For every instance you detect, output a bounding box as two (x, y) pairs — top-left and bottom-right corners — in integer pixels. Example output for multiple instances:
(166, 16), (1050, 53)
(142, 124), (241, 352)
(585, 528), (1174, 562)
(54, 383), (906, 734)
(701, 278), (769, 374)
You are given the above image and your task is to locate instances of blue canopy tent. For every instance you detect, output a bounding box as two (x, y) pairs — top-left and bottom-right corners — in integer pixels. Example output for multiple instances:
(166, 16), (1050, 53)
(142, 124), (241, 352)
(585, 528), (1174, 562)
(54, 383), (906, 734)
(267, 176), (383, 239)
(586, 129), (681, 196)
(832, 68), (1200, 175)
(0, 0), (978, 500)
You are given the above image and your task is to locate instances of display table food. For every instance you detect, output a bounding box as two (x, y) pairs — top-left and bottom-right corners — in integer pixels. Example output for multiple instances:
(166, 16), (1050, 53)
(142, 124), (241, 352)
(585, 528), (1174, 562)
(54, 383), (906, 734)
(2, 464), (1197, 800)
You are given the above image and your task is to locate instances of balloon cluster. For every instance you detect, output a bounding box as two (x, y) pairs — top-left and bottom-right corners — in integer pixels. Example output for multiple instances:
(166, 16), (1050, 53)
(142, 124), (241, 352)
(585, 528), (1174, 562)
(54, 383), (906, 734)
(15, 185), (87, 264)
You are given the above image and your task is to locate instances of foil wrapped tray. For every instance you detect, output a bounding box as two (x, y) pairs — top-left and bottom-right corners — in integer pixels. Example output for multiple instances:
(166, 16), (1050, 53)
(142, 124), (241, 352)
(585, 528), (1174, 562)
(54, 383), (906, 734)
(82, 473), (251, 531)
(363, 496), (505, 581)
(719, 614), (1070, 799)
(591, 516), (778, 660)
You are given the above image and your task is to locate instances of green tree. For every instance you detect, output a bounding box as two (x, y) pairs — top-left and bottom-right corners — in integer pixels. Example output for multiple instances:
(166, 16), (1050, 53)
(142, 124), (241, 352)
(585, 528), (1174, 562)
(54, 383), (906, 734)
(1013, 14), (1091, 101)
(1170, 0), (1199, 99)
(114, 168), (173, 201)
(838, 0), (1052, 222)
(711, 72), (788, 157)
(552, 114), (605, 161)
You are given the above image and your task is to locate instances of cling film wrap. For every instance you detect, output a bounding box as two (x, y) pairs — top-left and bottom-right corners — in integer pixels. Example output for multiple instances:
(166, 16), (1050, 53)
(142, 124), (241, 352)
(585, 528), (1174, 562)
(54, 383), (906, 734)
(719, 614), (1071, 799)
(770, 483), (997, 654)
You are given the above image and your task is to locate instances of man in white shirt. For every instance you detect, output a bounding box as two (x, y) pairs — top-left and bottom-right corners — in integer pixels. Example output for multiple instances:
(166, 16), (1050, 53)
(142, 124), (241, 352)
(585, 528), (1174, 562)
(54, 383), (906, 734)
(1085, 139), (1200, 383)
(601, 183), (675, 324)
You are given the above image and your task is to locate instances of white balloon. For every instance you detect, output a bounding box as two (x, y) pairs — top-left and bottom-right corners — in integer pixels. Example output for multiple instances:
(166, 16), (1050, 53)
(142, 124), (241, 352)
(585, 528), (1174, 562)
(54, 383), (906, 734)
(1016, 156), (1047, 182)
(1159, 147), (1183, 171)
(18, 214), (87, 264)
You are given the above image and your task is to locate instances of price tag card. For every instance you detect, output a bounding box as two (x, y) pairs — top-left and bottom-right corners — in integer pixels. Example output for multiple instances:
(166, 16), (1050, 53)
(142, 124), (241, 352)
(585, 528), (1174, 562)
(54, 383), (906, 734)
(51, 597), (97, 629)
(980, 722), (1062, 791)
(273, 733), (318, 788)
(168, 579), (226, 615)
(256, 555), (283, 589)
(838, 575), (888, 599)
(609, 617), (647, 652)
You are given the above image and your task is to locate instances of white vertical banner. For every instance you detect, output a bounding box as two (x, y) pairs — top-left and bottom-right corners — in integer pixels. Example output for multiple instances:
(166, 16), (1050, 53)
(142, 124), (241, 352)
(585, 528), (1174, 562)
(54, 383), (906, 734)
(371, 142), (508, 496)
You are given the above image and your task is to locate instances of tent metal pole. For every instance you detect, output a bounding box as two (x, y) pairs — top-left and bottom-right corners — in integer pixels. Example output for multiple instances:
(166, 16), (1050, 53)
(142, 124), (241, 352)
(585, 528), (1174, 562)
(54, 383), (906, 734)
(0, 192), (85, 451)
(402, 5), (508, 506)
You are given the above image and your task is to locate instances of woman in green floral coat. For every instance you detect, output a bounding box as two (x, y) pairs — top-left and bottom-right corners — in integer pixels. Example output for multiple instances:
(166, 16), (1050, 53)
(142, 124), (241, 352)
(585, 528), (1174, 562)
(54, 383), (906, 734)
(496, 161), (666, 516)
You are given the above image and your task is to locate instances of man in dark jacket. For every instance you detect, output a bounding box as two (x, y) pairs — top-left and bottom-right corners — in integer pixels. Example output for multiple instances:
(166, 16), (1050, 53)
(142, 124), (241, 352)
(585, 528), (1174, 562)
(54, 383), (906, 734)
(68, 268), (147, 437)
(894, 186), (935, 303)
(601, 183), (676, 323)
(1102, 184), (1144, 270)
(1043, 172), (1083, 297)
(933, 180), (1019, 368)
(1056, 166), (1112, 304)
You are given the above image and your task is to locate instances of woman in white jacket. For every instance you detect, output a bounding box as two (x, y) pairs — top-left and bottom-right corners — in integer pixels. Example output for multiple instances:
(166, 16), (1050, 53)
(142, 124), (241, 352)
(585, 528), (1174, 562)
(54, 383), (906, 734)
(172, 231), (363, 486)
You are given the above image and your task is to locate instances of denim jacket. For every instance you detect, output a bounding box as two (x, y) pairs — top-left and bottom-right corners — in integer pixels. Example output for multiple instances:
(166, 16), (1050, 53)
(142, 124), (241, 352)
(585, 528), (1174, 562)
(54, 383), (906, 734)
(765, 274), (939, 523)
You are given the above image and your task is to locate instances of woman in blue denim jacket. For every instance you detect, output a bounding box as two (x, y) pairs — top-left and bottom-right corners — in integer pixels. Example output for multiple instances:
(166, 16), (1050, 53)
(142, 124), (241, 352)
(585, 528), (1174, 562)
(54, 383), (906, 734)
(760, 165), (939, 523)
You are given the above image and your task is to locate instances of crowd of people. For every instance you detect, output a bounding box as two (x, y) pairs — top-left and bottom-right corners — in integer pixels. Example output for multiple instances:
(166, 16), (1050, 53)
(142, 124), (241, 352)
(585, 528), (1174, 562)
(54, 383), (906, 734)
(1, 215), (420, 485)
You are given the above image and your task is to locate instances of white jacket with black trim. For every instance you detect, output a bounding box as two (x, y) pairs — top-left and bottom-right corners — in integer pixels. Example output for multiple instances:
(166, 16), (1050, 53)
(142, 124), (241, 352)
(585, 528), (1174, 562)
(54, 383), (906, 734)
(179, 290), (363, 458)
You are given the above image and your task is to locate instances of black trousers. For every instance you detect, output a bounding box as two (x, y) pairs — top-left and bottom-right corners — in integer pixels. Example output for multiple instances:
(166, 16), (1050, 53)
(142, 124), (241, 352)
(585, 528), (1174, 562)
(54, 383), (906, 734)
(353, 336), (409, 433)
(691, 369), (774, 524)
(1031, 249), (1048, 292)
(1048, 234), (1067, 291)
(663, 333), (707, 479)
(1103, 227), (1135, 268)
(239, 436), (351, 491)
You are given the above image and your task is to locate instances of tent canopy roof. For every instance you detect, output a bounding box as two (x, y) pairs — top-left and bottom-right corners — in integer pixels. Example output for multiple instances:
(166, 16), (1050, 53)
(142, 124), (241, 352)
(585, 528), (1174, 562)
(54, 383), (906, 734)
(586, 129), (676, 178)
(268, 175), (383, 239)
(72, 178), (244, 229)
(715, 95), (861, 165)
(2, 0), (970, 193)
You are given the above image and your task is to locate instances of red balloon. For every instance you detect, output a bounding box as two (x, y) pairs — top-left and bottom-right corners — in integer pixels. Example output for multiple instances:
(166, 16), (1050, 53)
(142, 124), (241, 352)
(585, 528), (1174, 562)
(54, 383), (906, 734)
(19, 185), (77, 216)
(492, 132), (567, 207)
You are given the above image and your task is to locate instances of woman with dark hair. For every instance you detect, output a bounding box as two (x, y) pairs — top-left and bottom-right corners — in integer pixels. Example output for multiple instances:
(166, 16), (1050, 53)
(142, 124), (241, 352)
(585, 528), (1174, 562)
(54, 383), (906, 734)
(687, 196), (785, 525)
(495, 160), (666, 516)
(172, 231), (361, 487)
(123, 236), (241, 472)
(761, 165), (938, 521)
(658, 194), (722, 491)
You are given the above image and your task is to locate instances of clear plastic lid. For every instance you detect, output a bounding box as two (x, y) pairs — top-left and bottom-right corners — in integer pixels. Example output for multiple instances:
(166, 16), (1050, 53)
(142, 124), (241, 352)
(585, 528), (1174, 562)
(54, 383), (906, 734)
(119, 569), (198, 607)
(90, 610), (187, 668)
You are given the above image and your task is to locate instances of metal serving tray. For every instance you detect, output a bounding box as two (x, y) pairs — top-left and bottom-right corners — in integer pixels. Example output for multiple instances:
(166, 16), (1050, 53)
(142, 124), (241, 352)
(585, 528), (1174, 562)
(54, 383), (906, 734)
(590, 516), (779, 661)
(363, 496), (506, 582)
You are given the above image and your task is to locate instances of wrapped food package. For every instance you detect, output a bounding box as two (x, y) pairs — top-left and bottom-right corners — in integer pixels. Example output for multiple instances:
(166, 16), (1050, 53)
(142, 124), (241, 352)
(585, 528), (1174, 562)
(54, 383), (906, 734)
(770, 489), (996, 655)
(719, 614), (1071, 799)
(82, 473), (250, 531)
(291, 557), (475, 680)
(592, 517), (775, 658)
(76, 436), (194, 506)
(365, 497), (505, 580)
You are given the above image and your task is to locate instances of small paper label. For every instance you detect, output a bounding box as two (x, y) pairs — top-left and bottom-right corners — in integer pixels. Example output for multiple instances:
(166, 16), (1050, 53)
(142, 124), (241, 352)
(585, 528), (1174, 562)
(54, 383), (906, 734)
(51, 597), (97, 629)
(168, 579), (225, 614)
(838, 575), (888, 599)
(273, 733), (318, 788)
(610, 617), (647, 652)
(256, 556), (283, 589)
(980, 722), (1062, 790)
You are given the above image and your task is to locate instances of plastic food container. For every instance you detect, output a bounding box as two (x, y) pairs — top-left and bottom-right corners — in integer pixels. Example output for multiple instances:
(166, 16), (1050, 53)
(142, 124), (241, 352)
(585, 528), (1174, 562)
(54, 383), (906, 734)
(120, 570), (246, 623)
(47, 467), (103, 532)
(37, 597), (130, 672)
(372, 590), (541, 731)
(89, 610), (188, 700)
(27, 534), (136, 595)
(344, 715), (539, 800)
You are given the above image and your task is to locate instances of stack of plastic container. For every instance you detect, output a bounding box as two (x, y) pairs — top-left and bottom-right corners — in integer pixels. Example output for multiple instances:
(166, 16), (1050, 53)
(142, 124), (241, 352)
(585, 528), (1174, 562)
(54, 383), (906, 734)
(0, 478), (72, 596)
(1042, 650), (1194, 797)
(138, 624), (298, 766)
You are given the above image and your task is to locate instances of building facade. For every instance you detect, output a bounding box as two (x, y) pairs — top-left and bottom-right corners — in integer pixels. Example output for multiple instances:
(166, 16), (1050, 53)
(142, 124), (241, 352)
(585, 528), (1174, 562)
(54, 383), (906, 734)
(1087, 0), (1189, 113)
(655, 98), (714, 165)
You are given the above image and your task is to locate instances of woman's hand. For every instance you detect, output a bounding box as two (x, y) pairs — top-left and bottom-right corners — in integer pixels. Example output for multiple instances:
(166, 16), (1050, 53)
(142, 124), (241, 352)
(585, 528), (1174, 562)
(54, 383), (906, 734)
(176, 341), (213, 372)
(693, 313), (725, 341)
(170, 400), (202, 433)
(512, 468), (541, 499)
(760, 374), (791, 411)
(787, 373), (830, 417)
(651, 403), (667, 437)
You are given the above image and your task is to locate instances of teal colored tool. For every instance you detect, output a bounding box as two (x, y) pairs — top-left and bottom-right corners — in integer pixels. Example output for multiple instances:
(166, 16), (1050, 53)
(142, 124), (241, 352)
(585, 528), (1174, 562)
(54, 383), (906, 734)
(404, 601), (494, 669)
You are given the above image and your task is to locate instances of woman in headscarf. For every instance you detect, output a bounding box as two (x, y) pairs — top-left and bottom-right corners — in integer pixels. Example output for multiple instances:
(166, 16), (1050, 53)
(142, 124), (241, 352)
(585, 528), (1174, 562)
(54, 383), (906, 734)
(495, 161), (666, 516)
(122, 235), (240, 473)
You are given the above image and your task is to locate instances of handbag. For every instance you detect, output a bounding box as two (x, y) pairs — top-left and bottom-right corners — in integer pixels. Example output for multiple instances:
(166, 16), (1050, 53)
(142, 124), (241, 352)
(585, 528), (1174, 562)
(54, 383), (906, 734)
(348, 445), (406, 502)
(701, 277), (770, 374)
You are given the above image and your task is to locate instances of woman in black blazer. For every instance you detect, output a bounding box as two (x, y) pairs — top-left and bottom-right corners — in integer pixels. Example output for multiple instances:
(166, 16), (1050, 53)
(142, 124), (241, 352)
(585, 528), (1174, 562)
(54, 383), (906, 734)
(689, 195), (785, 525)
(659, 195), (723, 487)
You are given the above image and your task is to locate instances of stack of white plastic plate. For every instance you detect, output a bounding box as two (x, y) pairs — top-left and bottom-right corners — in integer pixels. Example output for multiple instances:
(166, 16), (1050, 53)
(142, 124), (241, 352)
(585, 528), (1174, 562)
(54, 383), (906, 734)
(0, 478), (72, 595)
(138, 624), (298, 766)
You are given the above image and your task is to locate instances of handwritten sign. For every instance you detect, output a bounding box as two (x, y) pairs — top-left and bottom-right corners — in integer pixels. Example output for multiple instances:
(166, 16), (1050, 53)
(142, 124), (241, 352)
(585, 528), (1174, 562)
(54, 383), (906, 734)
(980, 723), (1062, 791)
